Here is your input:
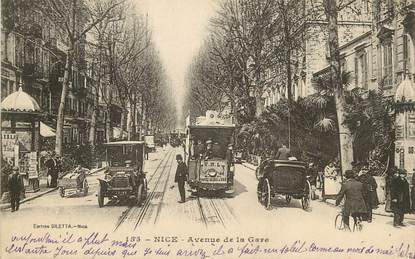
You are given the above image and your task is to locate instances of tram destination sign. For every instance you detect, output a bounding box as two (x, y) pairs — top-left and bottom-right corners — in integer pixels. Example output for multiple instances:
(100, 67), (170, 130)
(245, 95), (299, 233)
(200, 160), (227, 183)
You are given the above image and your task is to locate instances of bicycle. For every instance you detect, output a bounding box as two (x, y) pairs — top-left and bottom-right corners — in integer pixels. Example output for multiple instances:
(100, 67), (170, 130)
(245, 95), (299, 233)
(335, 209), (363, 232)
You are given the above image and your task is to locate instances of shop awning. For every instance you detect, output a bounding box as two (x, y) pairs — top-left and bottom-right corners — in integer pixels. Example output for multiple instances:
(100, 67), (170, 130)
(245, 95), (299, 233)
(40, 122), (56, 137)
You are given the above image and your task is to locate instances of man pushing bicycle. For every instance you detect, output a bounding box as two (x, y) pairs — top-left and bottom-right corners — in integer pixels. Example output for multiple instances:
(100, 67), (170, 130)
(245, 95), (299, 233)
(335, 169), (368, 231)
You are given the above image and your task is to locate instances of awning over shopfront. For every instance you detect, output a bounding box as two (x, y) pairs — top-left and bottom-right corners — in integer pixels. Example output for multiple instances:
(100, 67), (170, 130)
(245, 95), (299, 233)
(40, 122), (56, 137)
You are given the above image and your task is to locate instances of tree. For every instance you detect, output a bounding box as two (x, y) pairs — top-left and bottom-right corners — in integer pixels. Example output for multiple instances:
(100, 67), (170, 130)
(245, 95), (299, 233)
(37, 0), (125, 156)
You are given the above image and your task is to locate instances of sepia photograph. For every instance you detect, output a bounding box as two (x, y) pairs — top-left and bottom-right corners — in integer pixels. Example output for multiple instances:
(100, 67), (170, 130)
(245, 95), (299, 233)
(0, 0), (414, 258)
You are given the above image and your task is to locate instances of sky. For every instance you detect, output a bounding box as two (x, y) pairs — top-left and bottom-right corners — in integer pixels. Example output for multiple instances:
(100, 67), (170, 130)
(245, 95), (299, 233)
(135, 0), (219, 127)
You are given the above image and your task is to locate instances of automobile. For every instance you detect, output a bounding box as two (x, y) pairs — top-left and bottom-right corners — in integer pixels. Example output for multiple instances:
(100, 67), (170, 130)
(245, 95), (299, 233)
(58, 166), (89, 197)
(256, 159), (311, 210)
(97, 141), (147, 207)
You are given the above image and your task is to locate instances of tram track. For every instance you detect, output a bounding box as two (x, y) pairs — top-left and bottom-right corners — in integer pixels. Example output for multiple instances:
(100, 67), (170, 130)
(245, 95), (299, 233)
(113, 149), (174, 232)
(195, 194), (235, 228)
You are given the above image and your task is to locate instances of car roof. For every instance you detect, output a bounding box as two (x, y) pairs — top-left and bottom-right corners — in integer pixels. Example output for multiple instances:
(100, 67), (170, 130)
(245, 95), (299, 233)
(104, 141), (145, 145)
(264, 159), (307, 167)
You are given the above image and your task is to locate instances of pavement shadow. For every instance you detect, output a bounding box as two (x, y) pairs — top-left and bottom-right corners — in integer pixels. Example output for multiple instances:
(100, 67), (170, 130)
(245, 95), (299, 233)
(232, 179), (248, 197)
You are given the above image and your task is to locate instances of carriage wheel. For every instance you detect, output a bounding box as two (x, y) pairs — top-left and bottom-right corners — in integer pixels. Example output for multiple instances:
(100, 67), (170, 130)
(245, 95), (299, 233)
(59, 187), (65, 197)
(335, 213), (344, 230)
(260, 178), (271, 209)
(83, 179), (89, 196)
(301, 180), (311, 210)
(285, 195), (292, 204)
(97, 183), (104, 208)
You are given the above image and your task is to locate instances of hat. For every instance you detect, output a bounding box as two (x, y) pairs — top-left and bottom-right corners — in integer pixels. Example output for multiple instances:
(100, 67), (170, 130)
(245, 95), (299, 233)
(176, 154), (183, 160)
(228, 143), (233, 147)
(399, 169), (407, 175)
(12, 166), (19, 171)
(345, 170), (355, 179)
(206, 140), (212, 144)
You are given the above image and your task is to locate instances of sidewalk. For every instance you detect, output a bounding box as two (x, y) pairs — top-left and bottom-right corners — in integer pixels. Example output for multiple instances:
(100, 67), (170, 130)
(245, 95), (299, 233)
(241, 160), (415, 220)
(0, 166), (106, 210)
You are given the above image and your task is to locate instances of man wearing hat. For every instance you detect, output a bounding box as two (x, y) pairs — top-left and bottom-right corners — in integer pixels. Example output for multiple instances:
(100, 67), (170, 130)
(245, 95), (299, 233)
(357, 165), (379, 222)
(174, 154), (188, 203)
(390, 169), (411, 227)
(8, 167), (24, 212)
(335, 170), (367, 230)
(275, 144), (291, 160)
(204, 139), (214, 160)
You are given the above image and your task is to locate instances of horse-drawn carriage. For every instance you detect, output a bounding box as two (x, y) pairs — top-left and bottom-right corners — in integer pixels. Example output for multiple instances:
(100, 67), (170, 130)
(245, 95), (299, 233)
(256, 159), (311, 210)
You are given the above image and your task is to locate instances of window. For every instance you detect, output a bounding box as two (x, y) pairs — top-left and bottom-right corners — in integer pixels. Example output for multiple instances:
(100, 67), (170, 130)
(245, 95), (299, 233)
(382, 41), (393, 88)
(354, 50), (368, 89)
(408, 112), (415, 137)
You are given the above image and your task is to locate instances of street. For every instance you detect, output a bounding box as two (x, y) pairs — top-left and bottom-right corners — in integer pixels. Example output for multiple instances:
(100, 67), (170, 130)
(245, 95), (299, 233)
(2, 147), (413, 245)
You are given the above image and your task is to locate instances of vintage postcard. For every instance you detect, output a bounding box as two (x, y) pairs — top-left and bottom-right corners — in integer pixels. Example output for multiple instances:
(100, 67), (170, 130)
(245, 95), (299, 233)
(1, 0), (414, 258)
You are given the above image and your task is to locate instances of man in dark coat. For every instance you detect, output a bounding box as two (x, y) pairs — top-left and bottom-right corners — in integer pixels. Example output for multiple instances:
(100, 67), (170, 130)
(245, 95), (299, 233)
(8, 167), (24, 212)
(336, 170), (367, 230)
(195, 140), (205, 159)
(275, 144), (290, 160)
(357, 166), (379, 222)
(174, 154), (188, 203)
(390, 169), (411, 227)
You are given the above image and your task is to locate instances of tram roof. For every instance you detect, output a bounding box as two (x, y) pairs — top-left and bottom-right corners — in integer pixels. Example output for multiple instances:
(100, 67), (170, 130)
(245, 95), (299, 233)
(188, 124), (235, 129)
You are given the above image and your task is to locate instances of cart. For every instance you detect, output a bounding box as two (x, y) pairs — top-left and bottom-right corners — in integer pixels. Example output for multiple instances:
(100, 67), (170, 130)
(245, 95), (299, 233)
(58, 167), (89, 197)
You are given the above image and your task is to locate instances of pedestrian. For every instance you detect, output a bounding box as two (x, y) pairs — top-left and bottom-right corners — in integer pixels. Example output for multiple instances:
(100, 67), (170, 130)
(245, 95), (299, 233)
(204, 140), (213, 160)
(411, 168), (415, 213)
(8, 167), (24, 212)
(275, 144), (290, 160)
(357, 165), (379, 222)
(335, 170), (367, 231)
(174, 154), (188, 203)
(390, 169), (411, 227)
(195, 139), (205, 159)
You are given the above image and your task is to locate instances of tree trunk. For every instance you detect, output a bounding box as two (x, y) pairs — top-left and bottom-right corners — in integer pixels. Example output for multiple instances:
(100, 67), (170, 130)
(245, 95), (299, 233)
(105, 106), (111, 142)
(89, 95), (98, 147)
(324, 0), (353, 174)
(120, 108), (126, 140)
(55, 50), (72, 156)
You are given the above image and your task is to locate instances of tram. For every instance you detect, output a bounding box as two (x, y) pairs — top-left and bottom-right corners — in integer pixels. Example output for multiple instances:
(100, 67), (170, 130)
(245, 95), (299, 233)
(185, 111), (235, 194)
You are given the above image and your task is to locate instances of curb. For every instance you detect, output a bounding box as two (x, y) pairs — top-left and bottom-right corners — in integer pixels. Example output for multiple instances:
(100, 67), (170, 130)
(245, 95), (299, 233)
(0, 187), (58, 210)
(0, 166), (106, 211)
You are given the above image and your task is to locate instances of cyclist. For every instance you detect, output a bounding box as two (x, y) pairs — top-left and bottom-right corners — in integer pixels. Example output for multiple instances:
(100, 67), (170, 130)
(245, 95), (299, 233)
(335, 169), (367, 231)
